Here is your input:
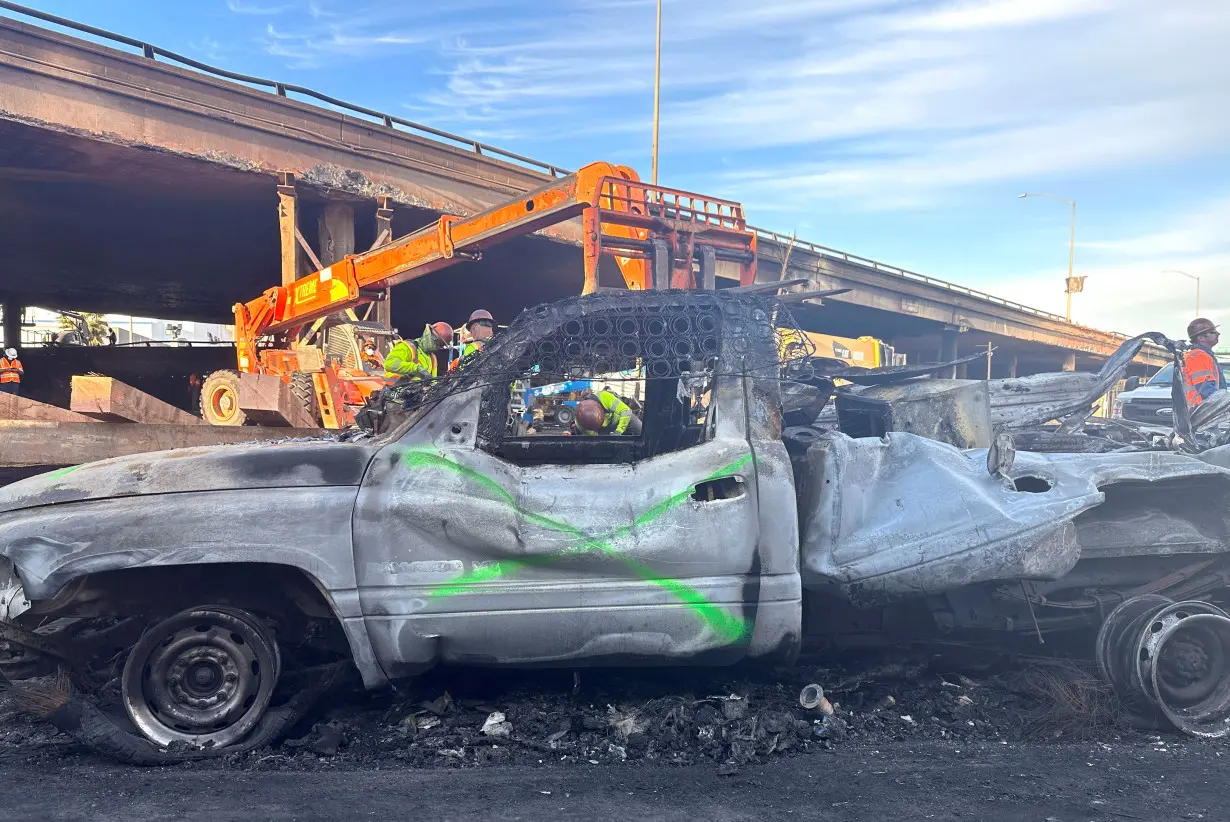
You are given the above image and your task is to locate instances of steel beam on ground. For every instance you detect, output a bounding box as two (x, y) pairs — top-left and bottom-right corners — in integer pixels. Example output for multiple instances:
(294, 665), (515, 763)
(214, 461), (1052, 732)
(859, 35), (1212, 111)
(0, 393), (96, 423)
(70, 375), (202, 424)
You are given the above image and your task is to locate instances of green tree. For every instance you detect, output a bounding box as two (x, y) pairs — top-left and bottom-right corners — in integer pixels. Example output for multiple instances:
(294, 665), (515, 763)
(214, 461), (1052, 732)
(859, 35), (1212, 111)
(56, 312), (112, 346)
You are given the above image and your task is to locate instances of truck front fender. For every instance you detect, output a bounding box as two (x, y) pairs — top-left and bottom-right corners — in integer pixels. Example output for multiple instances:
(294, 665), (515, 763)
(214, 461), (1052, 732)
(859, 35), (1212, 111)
(0, 487), (388, 688)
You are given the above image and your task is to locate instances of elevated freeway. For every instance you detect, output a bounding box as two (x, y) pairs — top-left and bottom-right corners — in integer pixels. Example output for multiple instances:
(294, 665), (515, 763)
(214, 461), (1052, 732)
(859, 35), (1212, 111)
(0, 4), (1165, 373)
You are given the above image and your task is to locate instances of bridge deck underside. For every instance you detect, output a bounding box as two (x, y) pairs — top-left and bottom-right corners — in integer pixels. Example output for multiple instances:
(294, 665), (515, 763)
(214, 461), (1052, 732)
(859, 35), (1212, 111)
(0, 120), (599, 335)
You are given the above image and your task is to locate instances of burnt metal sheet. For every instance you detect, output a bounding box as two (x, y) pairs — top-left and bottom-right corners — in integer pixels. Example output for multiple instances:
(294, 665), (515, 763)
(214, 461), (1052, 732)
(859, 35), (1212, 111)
(798, 431), (1230, 606)
(0, 441), (378, 513)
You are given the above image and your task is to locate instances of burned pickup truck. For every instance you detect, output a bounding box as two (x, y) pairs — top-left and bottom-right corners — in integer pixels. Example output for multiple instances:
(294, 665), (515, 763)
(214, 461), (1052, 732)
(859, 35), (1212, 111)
(3, 288), (1230, 759)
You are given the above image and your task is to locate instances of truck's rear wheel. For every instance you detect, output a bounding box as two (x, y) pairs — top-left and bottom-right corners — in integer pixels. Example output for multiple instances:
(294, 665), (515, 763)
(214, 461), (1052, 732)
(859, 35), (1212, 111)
(201, 370), (247, 426)
(290, 371), (321, 426)
(121, 605), (281, 749)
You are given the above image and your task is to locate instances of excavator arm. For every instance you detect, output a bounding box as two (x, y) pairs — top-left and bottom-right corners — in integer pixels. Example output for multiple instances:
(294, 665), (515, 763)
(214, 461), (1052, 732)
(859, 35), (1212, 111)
(234, 161), (756, 373)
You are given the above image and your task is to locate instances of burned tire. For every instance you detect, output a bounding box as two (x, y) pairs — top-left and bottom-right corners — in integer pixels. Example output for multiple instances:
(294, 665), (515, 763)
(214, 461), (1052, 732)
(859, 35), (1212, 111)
(121, 605), (281, 749)
(201, 370), (247, 426)
(290, 371), (321, 426)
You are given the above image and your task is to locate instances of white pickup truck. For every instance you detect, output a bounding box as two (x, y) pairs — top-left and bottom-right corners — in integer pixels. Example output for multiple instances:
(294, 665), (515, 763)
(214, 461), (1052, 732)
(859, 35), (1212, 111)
(1114, 360), (1230, 428)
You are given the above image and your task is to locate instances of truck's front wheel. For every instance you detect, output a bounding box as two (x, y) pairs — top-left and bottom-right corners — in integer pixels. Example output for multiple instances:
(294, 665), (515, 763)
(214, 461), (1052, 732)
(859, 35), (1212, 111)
(121, 605), (281, 749)
(201, 370), (247, 426)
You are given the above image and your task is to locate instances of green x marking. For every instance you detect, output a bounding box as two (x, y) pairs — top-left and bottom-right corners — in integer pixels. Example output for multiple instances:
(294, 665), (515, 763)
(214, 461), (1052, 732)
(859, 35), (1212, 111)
(402, 449), (754, 643)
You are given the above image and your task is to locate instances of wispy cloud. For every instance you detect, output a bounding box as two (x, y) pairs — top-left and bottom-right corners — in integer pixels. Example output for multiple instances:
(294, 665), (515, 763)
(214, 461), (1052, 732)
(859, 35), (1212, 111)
(877, 0), (1113, 33)
(189, 35), (228, 61)
(226, 0), (292, 15)
(991, 197), (1230, 334)
(1079, 198), (1230, 259)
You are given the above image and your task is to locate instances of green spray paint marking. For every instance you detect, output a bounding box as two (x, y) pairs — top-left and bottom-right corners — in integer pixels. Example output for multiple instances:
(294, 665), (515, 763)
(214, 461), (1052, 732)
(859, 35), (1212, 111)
(43, 464), (83, 481)
(401, 449), (754, 643)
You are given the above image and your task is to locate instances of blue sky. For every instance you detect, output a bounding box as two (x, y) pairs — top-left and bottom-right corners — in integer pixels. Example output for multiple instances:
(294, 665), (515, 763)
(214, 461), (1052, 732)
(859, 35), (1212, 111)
(9, 0), (1229, 336)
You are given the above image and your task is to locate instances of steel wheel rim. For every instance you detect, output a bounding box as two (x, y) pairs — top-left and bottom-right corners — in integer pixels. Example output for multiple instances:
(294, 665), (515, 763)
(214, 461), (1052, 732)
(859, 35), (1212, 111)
(209, 385), (237, 422)
(122, 607), (280, 748)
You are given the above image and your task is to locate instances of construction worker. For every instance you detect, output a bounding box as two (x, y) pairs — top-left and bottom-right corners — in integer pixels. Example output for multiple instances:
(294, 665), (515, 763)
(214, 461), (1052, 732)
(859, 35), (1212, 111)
(385, 322), (453, 381)
(1185, 318), (1224, 407)
(360, 338), (385, 376)
(449, 310), (495, 372)
(572, 389), (642, 436)
(187, 373), (203, 415)
(0, 348), (23, 396)
(464, 310), (495, 356)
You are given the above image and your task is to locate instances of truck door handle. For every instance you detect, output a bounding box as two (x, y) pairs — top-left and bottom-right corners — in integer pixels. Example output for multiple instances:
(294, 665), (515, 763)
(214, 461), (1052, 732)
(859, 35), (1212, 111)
(692, 476), (745, 502)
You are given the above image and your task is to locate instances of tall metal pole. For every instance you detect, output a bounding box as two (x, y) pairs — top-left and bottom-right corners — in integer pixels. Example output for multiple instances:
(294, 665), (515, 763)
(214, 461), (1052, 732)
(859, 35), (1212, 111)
(1019, 192), (1077, 322)
(651, 0), (662, 185)
(1066, 200), (1076, 322)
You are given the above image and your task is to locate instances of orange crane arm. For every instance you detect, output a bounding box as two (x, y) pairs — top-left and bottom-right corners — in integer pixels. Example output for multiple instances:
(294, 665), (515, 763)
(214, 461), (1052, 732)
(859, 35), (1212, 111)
(233, 161), (755, 372)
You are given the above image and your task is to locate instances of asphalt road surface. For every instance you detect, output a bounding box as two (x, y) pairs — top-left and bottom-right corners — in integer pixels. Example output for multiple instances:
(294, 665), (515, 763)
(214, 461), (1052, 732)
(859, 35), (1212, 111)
(2, 737), (1225, 821)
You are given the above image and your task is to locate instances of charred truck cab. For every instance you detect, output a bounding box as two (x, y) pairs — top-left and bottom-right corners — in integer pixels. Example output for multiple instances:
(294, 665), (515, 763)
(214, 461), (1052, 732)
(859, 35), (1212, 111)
(0, 288), (801, 756)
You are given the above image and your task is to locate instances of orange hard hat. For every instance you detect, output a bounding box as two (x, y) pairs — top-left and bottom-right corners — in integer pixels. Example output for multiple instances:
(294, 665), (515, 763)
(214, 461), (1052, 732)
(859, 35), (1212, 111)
(466, 309), (494, 328)
(575, 398), (606, 432)
(430, 322), (454, 344)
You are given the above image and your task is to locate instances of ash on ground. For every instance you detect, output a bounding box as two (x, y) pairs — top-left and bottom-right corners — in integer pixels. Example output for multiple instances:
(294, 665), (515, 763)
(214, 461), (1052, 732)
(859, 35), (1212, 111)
(0, 649), (1186, 772)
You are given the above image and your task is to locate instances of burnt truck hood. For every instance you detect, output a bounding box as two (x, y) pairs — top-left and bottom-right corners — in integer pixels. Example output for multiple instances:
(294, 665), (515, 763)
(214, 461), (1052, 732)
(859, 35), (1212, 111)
(0, 440), (379, 514)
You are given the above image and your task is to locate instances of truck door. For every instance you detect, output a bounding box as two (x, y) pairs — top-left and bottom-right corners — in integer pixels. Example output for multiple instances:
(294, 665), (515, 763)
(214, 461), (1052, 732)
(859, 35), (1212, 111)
(351, 294), (800, 678)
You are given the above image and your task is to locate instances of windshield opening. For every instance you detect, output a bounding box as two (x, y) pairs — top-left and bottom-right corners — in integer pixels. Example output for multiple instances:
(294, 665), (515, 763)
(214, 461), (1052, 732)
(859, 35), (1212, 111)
(1146, 364), (1174, 386)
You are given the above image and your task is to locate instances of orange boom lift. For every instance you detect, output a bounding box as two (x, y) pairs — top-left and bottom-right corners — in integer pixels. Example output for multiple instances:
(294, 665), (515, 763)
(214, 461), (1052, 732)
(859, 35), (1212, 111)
(202, 162), (757, 429)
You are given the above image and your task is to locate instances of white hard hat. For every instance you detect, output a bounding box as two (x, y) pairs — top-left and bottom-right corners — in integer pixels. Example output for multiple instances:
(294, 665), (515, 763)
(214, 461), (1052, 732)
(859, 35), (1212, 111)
(3, 348), (15, 359)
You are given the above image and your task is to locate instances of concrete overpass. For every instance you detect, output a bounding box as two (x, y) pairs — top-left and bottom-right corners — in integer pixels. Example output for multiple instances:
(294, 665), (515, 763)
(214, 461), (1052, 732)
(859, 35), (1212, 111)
(0, 4), (1166, 374)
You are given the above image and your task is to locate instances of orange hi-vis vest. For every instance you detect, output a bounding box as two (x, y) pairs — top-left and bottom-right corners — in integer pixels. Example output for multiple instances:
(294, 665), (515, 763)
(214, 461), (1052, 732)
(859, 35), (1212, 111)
(0, 356), (21, 384)
(1185, 347), (1222, 407)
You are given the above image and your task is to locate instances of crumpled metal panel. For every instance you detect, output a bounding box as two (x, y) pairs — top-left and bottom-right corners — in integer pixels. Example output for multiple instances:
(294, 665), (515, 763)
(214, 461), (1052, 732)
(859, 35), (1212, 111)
(798, 432), (1230, 606)
(352, 380), (802, 677)
(0, 441), (378, 516)
(988, 372), (1099, 428)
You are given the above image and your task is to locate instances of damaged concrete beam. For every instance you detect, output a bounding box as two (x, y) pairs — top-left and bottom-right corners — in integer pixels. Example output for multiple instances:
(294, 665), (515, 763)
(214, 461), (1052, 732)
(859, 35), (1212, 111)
(0, 421), (325, 468)
(318, 202), (355, 267)
(0, 393), (98, 424)
(70, 376), (202, 425)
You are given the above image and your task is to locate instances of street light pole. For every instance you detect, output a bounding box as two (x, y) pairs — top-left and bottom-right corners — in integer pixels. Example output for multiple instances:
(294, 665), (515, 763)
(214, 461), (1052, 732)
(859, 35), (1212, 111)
(1162, 269), (1200, 316)
(651, 0), (662, 186)
(1018, 192), (1078, 322)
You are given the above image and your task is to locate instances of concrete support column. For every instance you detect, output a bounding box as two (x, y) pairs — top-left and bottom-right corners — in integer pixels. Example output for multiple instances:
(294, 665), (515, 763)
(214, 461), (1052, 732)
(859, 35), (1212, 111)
(277, 171), (300, 287)
(940, 326), (960, 379)
(318, 203), (355, 267)
(1062, 352), (1077, 372)
(1, 302), (20, 350)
